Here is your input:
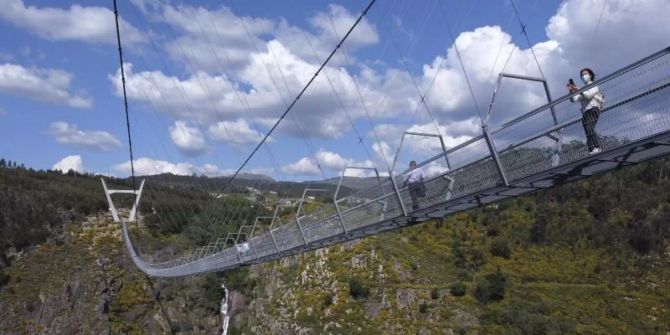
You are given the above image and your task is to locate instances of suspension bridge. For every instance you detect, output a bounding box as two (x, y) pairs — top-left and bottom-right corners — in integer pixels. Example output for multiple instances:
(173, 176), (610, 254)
(102, 1), (670, 277)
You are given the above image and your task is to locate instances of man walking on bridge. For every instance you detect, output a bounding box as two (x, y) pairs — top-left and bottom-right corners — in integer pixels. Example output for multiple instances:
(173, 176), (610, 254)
(403, 160), (426, 210)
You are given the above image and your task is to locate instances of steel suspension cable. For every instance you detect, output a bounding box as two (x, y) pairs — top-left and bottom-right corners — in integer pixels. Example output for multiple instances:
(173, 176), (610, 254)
(379, 0), (480, 140)
(510, 0), (546, 80)
(488, 11), (516, 81)
(381, 1), (443, 137)
(123, 7), (261, 245)
(120, 4), (279, 262)
(113, 0), (137, 190)
(591, 1), (607, 46)
(222, 0), (377, 189)
(286, 0), (377, 164)
(229, 1), (328, 180)
(187, 0), (378, 258)
(496, 0), (540, 81)
(437, 0), (484, 125)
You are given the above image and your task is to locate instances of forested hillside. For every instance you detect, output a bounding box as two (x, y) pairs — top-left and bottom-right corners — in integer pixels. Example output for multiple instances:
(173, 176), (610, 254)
(0, 157), (669, 334)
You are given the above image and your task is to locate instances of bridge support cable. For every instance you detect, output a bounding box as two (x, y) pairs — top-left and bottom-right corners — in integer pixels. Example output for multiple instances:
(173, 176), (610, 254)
(144, 10), (274, 240)
(376, 1), (480, 164)
(116, 4), (271, 258)
(378, 1), (443, 135)
(436, 0), (484, 125)
(222, 0), (377, 190)
(285, 0), (377, 166)
(590, 1), (608, 50)
(198, 0), (378, 253)
(323, 2), (441, 218)
(488, 0), (541, 88)
(113, 0), (137, 191)
(322, 1), (417, 173)
(510, 0), (547, 81)
(488, 11), (517, 81)
(138, 1), (374, 255)
(113, 3), (296, 265)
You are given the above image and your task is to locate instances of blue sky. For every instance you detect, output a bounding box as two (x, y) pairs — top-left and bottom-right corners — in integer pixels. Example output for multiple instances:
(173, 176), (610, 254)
(0, 0), (668, 180)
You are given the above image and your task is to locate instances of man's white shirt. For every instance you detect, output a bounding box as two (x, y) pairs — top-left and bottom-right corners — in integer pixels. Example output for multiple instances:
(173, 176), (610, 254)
(405, 168), (425, 184)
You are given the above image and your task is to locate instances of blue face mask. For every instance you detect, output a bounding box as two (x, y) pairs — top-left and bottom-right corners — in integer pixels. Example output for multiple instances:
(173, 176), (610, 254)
(581, 74), (591, 84)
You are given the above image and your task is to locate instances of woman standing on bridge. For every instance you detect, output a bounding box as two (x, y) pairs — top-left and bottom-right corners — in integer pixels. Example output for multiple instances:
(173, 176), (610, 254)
(568, 68), (605, 155)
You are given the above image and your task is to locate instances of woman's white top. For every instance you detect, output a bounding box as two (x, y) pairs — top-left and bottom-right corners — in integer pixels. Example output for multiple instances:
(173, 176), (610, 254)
(571, 85), (604, 111)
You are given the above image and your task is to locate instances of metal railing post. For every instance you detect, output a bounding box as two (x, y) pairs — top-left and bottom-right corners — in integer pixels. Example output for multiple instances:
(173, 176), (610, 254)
(295, 218), (308, 246)
(483, 125), (509, 186)
(269, 207), (282, 253)
(389, 175), (408, 216)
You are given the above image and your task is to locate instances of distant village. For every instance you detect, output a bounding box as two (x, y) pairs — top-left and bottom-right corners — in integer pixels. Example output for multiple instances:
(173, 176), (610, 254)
(209, 186), (318, 210)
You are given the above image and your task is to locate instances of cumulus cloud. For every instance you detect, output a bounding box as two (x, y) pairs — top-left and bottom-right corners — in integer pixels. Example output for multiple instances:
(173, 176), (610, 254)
(275, 4), (378, 66)
(316, 150), (373, 172)
(109, 63), (241, 123)
(0, 63), (91, 108)
(546, 0), (670, 73)
(169, 120), (207, 156)
(48, 121), (121, 151)
(208, 119), (263, 145)
(0, 0), (146, 44)
(282, 149), (374, 177)
(281, 156), (320, 176)
(111, 42), (415, 139)
(111, 157), (233, 177)
(161, 4), (275, 72)
(53, 155), (85, 173)
(368, 119), (481, 171)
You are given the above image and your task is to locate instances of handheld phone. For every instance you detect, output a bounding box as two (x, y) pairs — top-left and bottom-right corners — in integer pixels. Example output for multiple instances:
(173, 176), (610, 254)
(568, 78), (575, 86)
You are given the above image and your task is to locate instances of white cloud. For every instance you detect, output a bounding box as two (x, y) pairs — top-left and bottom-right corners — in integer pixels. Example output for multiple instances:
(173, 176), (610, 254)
(371, 141), (394, 166)
(371, 120), (478, 155)
(282, 149), (374, 176)
(53, 155), (84, 173)
(275, 4), (379, 66)
(111, 42), (416, 139)
(0, 63), (91, 108)
(169, 120), (207, 156)
(208, 119), (263, 145)
(111, 157), (233, 177)
(161, 4), (274, 72)
(109, 63), (241, 123)
(281, 157), (320, 176)
(315, 150), (373, 172)
(156, 3), (376, 74)
(0, 0), (146, 44)
(546, 0), (670, 73)
(48, 121), (121, 151)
